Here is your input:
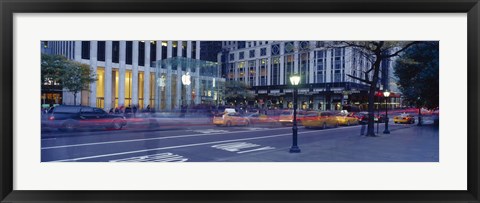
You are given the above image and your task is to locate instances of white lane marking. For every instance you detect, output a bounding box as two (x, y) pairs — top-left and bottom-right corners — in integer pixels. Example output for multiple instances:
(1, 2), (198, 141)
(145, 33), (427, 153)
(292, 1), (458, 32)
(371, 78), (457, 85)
(109, 153), (188, 162)
(41, 127), (292, 150)
(189, 129), (230, 134)
(247, 128), (269, 131)
(48, 126), (359, 162)
(237, 146), (276, 154)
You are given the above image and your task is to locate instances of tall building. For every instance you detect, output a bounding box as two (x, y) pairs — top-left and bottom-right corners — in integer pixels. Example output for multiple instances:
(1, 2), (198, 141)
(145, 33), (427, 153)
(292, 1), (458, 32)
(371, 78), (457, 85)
(218, 41), (397, 111)
(41, 40), (225, 111)
(200, 41), (222, 62)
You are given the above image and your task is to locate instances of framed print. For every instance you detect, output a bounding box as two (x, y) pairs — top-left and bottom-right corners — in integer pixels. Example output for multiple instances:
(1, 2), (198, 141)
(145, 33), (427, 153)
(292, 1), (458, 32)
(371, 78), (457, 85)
(1, 0), (479, 202)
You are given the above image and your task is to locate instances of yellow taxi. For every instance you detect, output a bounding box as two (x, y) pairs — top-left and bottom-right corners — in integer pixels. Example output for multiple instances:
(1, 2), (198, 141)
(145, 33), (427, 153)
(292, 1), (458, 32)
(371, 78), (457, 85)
(213, 112), (250, 127)
(335, 112), (359, 126)
(302, 111), (339, 129)
(393, 113), (415, 124)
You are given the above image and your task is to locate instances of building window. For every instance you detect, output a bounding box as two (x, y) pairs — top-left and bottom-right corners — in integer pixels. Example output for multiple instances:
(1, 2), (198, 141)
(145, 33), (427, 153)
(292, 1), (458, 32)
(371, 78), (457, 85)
(150, 41), (156, 67)
(237, 41), (246, 49)
(260, 58), (267, 85)
(150, 72), (155, 107)
(182, 41), (187, 57)
(316, 41), (325, 48)
(248, 60), (256, 87)
(249, 50), (255, 58)
(138, 72), (144, 109)
(271, 57), (280, 85)
(334, 70), (342, 82)
(260, 48), (267, 56)
(271, 44), (280, 56)
(97, 41), (106, 62)
(299, 53), (309, 84)
(162, 42), (167, 59)
(126, 41), (133, 65)
(112, 41), (120, 63)
(237, 61), (245, 80)
(316, 50), (325, 83)
(229, 53), (235, 61)
(172, 41), (178, 57)
(284, 41), (294, 54)
(139, 41), (145, 66)
(300, 41), (310, 50)
(284, 55), (294, 83)
(239, 51), (244, 60)
(81, 41), (90, 60)
(228, 63), (235, 80)
(192, 41), (197, 58)
(125, 70), (133, 106)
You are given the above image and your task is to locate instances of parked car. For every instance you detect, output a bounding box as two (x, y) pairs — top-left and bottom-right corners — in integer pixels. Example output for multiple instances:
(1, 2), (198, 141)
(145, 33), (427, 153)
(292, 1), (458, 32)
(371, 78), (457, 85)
(213, 112), (250, 127)
(394, 113), (416, 124)
(335, 112), (359, 126)
(43, 105), (127, 132)
(302, 111), (339, 129)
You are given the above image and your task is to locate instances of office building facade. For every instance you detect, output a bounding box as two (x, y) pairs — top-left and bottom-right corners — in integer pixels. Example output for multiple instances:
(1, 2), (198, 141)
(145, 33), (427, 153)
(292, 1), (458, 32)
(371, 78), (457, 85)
(219, 41), (397, 111)
(42, 40), (225, 111)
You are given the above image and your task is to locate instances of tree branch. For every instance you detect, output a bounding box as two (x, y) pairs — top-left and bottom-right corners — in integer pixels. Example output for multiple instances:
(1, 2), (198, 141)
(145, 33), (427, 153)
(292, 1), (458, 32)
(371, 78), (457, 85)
(347, 74), (371, 84)
(383, 41), (421, 58)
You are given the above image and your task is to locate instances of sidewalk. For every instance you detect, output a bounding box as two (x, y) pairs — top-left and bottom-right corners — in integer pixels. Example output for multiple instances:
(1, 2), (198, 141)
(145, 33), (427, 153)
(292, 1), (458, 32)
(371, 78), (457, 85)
(224, 125), (439, 162)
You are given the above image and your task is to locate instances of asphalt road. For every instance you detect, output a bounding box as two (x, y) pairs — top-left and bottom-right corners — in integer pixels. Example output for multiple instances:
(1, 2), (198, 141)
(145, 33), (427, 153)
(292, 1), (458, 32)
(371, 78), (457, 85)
(41, 117), (434, 162)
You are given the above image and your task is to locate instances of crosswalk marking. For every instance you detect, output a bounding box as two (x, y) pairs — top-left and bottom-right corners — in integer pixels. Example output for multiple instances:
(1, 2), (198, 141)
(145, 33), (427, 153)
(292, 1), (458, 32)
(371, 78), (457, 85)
(211, 142), (275, 154)
(109, 153), (188, 162)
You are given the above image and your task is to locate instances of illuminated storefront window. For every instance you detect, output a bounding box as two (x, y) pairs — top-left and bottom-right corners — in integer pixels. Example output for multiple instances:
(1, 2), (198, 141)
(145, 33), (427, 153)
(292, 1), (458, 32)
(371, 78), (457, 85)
(149, 73), (155, 107)
(138, 72), (144, 109)
(114, 70), (119, 107)
(96, 68), (105, 108)
(125, 70), (132, 107)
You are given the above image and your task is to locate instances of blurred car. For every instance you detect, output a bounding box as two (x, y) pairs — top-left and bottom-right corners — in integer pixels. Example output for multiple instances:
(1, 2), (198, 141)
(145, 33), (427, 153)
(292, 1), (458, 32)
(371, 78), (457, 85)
(355, 112), (385, 123)
(335, 113), (359, 126)
(43, 105), (127, 132)
(213, 112), (250, 127)
(245, 113), (276, 126)
(394, 113), (416, 124)
(302, 111), (339, 129)
(278, 110), (306, 126)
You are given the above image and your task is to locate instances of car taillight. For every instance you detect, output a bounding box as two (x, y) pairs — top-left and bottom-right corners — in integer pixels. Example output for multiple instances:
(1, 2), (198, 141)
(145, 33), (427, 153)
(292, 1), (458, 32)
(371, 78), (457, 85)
(48, 116), (55, 120)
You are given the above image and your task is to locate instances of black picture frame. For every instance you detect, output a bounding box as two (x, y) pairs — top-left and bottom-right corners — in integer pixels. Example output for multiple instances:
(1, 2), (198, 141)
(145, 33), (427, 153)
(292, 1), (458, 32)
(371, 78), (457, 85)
(1, 0), (479, 202)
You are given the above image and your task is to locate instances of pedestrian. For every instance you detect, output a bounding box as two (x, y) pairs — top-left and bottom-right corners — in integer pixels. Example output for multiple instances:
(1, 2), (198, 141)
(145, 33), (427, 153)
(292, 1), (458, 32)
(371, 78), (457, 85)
(360, 117), (367, 136)
(132, 105), (138, 117)
(109, 108), (114, 114)
(146, 105), (151, 112)
(180, 105), (187, 118)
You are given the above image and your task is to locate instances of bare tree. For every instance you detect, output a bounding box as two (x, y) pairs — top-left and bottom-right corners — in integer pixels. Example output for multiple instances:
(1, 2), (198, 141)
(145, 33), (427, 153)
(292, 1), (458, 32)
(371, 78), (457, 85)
(330, 41), (420, 136)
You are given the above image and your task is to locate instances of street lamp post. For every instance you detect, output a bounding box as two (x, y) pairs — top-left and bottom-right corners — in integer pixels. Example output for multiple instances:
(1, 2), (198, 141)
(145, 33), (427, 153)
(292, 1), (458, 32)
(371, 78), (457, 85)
(289, 74), (301, 153)
(383, 90), (390, 134)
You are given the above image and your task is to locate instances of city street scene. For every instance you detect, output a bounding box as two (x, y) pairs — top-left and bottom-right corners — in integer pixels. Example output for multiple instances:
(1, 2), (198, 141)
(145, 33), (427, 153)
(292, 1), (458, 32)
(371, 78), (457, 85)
(41, 41), (439, 162)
